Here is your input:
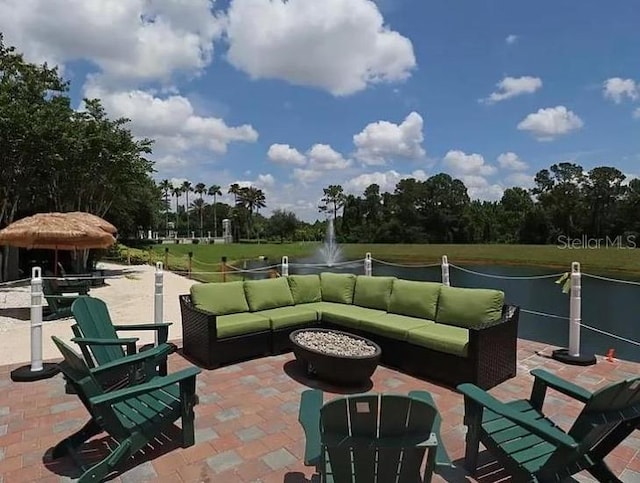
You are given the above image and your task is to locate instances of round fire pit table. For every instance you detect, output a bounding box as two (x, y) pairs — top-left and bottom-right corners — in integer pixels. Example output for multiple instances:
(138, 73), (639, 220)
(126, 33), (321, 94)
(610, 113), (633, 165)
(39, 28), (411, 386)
(289, 328), (382, 386)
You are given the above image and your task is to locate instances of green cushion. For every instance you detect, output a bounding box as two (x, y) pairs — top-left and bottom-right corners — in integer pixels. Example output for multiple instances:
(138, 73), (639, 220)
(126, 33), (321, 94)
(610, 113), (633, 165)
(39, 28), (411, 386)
(256, 306), (319, 330)
(320, 303), (385, 330)
(190, 281), (249, 315)
(320, 272), (357, 304)
(287, 275), (322, 304)
(435, 286), (505, 328)
(360, 313), (433, 341)
(353, 276), (396, 311)
(406, 324), (469, 357)
(244, 278), (294, 312)
(388, 280), (442, 320)
(216, 312), (270, 338)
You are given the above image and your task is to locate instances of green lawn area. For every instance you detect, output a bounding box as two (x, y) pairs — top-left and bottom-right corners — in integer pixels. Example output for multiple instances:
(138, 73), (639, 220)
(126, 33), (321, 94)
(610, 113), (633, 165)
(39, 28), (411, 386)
(150, 242), (640, 281)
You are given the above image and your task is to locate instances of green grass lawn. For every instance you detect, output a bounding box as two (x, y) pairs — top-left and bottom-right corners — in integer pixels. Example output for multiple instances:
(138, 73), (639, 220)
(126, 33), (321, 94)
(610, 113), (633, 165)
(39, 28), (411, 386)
(150, 242), (640, 280)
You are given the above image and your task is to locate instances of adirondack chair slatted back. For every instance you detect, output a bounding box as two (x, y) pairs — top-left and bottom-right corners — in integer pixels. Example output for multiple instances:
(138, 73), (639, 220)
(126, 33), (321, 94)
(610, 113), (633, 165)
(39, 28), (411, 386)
(72, 297), (125, 365)
(570, 377), (640, 447)
(320, 394), (437, 482)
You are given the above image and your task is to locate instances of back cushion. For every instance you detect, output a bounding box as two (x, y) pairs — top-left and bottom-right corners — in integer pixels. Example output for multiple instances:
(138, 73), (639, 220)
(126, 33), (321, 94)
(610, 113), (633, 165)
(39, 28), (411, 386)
(435, 286), (505, 328)
(353, 276), (396, 311)
(190, 281), (249, 315)
(244, 278), (295, 311)
(388, 280), (441, 320)
(287, 275), (322, 304)
(320, 272), (357, 304)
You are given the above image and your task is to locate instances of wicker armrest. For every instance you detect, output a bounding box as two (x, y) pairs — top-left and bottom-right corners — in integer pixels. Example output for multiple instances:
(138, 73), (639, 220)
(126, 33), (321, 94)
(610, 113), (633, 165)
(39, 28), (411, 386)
(466, 305), (519, 332)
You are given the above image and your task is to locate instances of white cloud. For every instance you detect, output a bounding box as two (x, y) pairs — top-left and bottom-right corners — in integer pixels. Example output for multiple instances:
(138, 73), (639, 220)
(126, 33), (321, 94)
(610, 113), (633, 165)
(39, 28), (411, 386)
(353, 112), (425, 165)
(497, 152), (528, 171)
(0, 0), (223, 86)
(256, 173), (276, 187)
(505, 172), (535, 189)
(223, 0), (416, 96)
(292, 168), (324, 184)
(505, 34), (519, 45)
(442, 150), (497, 176)
(85, 83), (258, 154)
(267, 144), (306, 166)
(307, 144), (352, 170)
(633, 107), (640, 119)
(517, 106), (584, 141)
(155, 155), (191, 173)
(603, 78), (638, 104)
(458, 175), (503, 201)
(345, 169), (427, 194)
(482, 76), (542, 104)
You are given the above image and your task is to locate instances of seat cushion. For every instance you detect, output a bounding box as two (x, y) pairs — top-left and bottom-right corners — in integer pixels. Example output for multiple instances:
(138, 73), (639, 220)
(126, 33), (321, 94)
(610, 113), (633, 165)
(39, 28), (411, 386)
(320, 272), (357, 304)
(216, 312), (271, 338)
(256, 306), (319, 330)
(406, 324), (469, 357)
(353, 276), (396, 311)
(244, 278), (294, 312)
(190, 281), (249, 315)
(435, 286), (504, 329)
(388, 280), (441, 320)
(319, 302), (385, 330)
(360, 313), (433, 341)
(287, 275), (322, 304)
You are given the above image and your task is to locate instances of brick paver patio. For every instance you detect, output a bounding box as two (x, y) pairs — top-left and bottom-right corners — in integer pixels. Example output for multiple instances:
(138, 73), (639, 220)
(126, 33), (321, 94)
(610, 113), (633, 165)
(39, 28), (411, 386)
(0, 338), (639, 482)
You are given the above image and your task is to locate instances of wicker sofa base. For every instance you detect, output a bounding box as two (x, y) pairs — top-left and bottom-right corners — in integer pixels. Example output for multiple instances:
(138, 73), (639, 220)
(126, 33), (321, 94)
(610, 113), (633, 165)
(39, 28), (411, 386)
(179, 294), (519, 389)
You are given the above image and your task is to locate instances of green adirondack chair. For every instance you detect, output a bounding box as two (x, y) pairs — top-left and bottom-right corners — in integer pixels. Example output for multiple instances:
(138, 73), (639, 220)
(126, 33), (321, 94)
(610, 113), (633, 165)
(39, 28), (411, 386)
(458, 368), (640, 482)
(298, 390), (452, 482)
(42, 278), (87, 320)
(45, 270), (91, 295)
(70, 297), (174, 379)
(50, 336), (200, 483)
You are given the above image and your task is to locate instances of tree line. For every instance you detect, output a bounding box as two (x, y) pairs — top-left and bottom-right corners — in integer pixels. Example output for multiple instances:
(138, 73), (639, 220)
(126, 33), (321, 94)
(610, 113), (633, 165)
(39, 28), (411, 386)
(322, 165), (640, 245)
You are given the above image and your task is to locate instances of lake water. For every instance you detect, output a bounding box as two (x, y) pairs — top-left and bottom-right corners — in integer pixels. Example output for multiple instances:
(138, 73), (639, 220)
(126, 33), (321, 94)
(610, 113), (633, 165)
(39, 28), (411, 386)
(246, 258), (640, 362)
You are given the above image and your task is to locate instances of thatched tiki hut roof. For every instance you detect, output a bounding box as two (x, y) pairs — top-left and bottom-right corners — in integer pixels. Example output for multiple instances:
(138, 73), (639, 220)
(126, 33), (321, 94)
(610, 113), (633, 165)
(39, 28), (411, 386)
(0, 212), (116, 250)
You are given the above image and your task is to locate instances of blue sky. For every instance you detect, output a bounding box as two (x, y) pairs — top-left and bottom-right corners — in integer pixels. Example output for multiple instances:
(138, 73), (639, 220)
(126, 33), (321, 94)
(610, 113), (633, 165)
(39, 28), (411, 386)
(1, 0), (639, 220)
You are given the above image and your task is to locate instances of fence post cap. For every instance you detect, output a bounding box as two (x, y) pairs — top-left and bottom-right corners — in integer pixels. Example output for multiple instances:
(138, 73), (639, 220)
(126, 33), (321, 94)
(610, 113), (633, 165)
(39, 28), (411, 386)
(31, 266), (42, 279)
(365, 252), (372, 259)
(156, 261), (163, 271)
(282, 255), (289, 263)
(571, 262), (581, 273)
(441, 255), (448, 264)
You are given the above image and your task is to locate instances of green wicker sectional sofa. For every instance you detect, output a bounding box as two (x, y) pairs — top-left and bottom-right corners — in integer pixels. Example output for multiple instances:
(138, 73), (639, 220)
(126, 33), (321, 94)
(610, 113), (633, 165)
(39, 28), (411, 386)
(179, 273), (519, 389)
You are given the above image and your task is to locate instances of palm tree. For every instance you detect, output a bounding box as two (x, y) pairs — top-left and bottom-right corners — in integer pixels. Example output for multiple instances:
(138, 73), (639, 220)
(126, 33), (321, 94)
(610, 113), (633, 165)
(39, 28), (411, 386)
(190, 198), (207, 238)
(159, 179), (172, 236)
(237, 186), (266, 239)
(228, 183), (241, 204)
(208, 184), (222, 237)
(194, 182), (206, 236)
(181, 181), (193, 237)
(171, 185), (182, 235)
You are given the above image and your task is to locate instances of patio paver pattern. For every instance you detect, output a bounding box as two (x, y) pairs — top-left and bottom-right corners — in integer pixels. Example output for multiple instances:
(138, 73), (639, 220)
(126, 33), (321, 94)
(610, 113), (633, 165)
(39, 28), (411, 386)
(0, 338), (639, 482)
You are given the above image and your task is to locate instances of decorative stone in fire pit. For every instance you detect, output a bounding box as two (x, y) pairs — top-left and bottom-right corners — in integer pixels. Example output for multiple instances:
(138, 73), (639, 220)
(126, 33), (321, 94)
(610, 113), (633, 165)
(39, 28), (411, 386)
(289, 328), (382, 386)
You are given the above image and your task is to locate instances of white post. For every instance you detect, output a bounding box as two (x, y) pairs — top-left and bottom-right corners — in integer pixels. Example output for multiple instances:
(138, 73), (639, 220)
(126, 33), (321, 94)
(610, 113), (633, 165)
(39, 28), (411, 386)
(30, 267), (43, 372)
(364, 252), (372, 276)
(281, 256), (289, 277)
(154, 262), (164, 347)
(441, 255), (450, 286)
(569, 262), (581, 357)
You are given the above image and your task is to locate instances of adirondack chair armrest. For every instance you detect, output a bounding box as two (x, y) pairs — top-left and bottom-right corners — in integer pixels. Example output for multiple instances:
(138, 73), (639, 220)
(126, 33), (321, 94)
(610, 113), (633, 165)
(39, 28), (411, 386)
(45, 294), (84, 301)
(458, 383), (578, 449)
(89, 344), (173, 377)
(408, 390), (452, 468)
(530, 369), (592, 405)
(298, 389), (324, 467)
(71, 337), (139, 356)
(89, 366), (201, 406)
(113, 323), (173, 330)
